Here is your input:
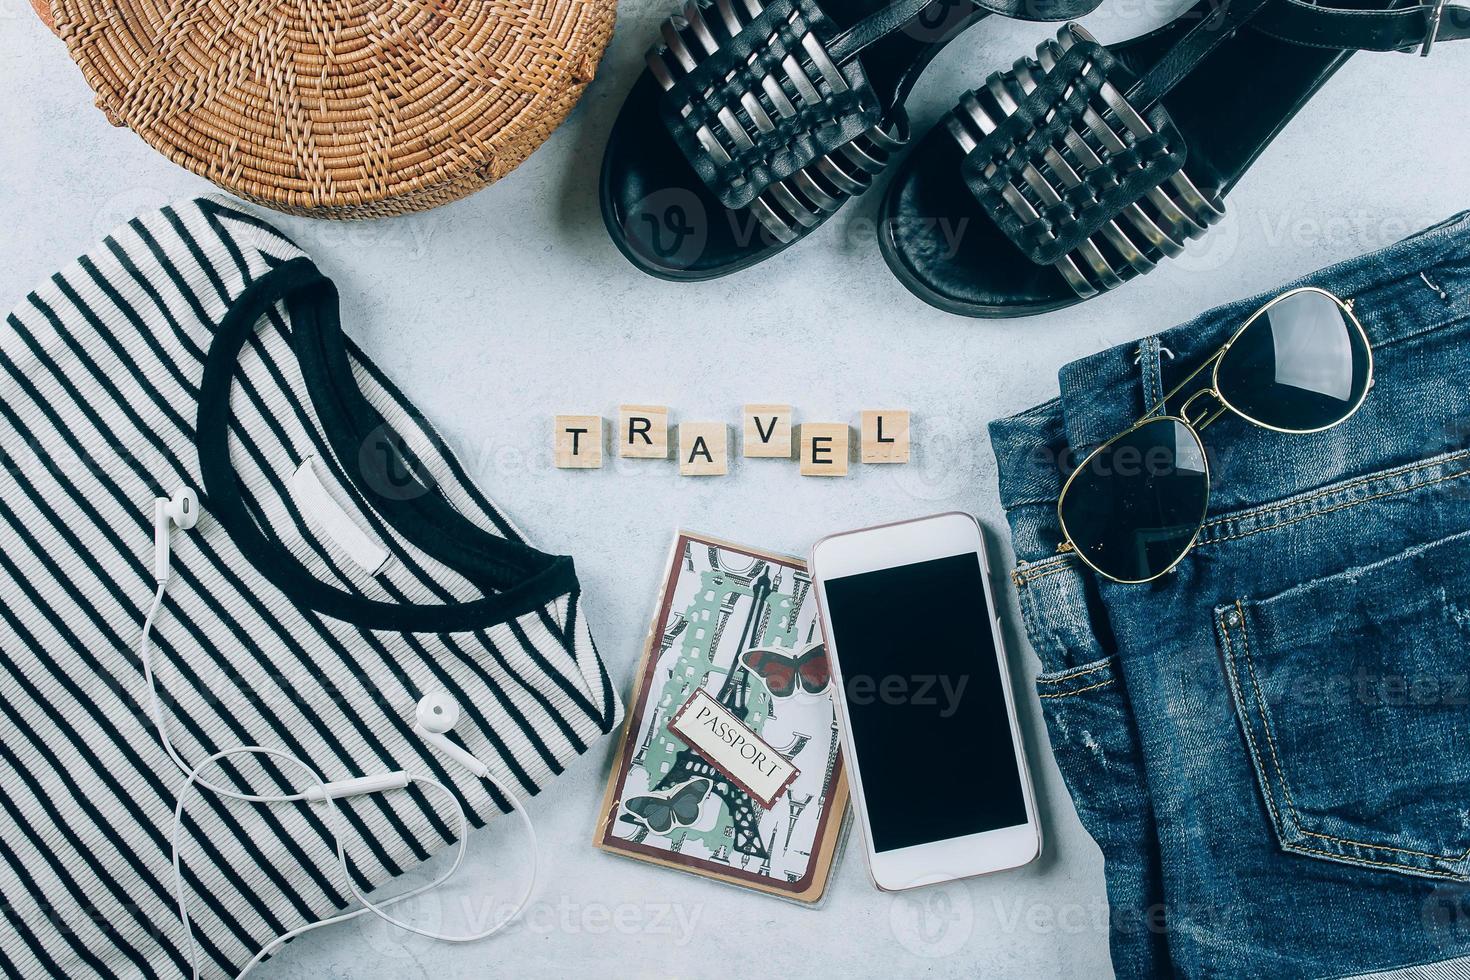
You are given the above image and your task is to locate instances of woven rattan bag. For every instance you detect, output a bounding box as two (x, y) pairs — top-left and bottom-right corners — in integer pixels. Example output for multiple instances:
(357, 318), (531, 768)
(40, 0), (616, 217)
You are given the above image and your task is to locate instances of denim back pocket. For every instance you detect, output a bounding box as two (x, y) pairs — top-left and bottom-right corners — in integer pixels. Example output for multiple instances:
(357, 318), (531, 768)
(1215, 528), (1470, 881)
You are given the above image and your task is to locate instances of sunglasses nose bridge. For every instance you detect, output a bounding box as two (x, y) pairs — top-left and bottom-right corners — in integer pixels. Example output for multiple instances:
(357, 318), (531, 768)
(1178, 388), (1226, 430)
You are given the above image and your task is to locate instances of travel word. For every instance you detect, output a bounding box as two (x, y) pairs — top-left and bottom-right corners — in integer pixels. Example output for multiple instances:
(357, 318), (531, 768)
(553, 406), (910, 477)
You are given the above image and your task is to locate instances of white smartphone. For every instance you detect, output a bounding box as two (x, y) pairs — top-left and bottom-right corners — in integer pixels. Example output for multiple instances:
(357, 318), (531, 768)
(810, 511), (1040, 891)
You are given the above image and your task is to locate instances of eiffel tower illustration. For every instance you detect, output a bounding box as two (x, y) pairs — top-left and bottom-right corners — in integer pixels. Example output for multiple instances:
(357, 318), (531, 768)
(783, 792), (813, 850)
(758, 824), (779, 876)
(659, 615), (689, 657)
(656, 564), (773, 860)
(630, 718), (657, 770)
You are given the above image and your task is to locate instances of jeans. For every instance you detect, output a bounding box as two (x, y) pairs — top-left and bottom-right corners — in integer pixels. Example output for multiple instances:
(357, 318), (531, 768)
(989, 211), (1470, 979)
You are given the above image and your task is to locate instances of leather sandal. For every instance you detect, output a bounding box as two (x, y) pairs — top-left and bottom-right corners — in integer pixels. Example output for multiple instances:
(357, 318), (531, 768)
(599, 0), (1104, 281)
(879, 0), (1470, 317)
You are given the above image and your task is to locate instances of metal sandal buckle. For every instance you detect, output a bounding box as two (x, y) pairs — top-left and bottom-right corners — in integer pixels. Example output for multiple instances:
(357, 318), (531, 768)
(1421, 0), (1448, 56)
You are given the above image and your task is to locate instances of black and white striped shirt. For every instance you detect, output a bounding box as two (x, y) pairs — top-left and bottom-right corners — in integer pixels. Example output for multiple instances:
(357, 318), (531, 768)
(0, 196), (621, 978)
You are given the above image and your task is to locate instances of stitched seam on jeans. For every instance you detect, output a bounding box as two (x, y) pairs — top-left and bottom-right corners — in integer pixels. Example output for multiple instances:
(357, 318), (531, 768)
(1037, 678), (1114, 699)
(1201, 450), (1470, 535)
(1204, 468), (1470, 548)
(1017, 555), (1076, 587)
(1037, 660), (1114, 685)
(1295, 829), (1470, 862)
(1022, 554), (1074, 573)
(1286, 843), (1468, 881)
(1016, 562), (1077, 587)
(1017, 564), (1076, 587)
(1219, 612), (1286, 833)
(1205, 449), (1470, 528)
(1237, 605), (1469, 865)
(1235, 605), (1304, 823)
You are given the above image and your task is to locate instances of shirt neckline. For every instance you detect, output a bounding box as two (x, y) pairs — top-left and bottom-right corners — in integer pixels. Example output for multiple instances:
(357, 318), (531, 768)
(195, 256), (576, 632)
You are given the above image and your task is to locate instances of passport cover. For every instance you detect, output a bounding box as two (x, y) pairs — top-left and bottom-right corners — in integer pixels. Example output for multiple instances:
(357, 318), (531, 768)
(593, 531), (849, 904)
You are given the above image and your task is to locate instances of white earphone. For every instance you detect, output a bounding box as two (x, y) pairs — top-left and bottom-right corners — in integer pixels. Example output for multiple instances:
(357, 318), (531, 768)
(414, 692), (491, 778)
(153, 487), (198, 582)
(143, 489), (537, 979)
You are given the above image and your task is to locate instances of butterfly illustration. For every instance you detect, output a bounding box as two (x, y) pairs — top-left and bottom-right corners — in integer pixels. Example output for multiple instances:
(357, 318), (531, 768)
(741, 640), (831, 698)
(623, 777), (712, 835)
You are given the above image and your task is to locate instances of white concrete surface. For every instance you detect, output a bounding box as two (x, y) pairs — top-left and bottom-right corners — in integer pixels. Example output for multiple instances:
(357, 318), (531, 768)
(3, 0), (1467, 976)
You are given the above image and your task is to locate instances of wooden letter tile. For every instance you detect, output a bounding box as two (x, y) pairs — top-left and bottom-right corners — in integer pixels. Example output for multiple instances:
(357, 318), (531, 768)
(554, 415), (603, 469)
(861, 410), (910, 464)
(742, 404), (793, 458)
(679, 422), (729, 476)
(799, 423), (849, 477)
(618, 405), (670, 459)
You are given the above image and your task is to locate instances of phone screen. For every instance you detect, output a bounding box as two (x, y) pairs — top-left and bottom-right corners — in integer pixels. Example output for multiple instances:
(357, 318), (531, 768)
(822, 552), (1028, 852)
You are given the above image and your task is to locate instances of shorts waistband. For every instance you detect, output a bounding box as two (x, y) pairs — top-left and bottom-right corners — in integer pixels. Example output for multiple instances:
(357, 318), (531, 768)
(991, 209), (1470, 517)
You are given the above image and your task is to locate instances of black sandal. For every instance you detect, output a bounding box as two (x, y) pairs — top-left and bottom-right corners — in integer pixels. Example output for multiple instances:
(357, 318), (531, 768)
(599, 0), (1103, 280)
(879, 0), (1469, 316)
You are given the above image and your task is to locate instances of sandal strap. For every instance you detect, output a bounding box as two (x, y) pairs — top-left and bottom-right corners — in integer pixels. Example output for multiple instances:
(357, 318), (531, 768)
(651, 0), (906, 240)
(1126, 0), (1276, 109)
(828, 0), (972, 62)
(1132, 0), (1467, 122)
(950, 25), (1224, 301)
(1252, 0), (1470, 55)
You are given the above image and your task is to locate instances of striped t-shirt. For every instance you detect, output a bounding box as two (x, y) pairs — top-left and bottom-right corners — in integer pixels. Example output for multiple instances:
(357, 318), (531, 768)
(0, 196), (621, 978)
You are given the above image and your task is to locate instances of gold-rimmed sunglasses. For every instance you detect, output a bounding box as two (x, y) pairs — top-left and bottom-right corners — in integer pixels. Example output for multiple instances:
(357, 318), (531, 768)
(1056, 286), (1373, 584)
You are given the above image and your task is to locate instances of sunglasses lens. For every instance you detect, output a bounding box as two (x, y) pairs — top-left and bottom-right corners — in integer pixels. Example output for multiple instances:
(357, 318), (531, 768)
(1060, 417), (1210, 583)
(1216, 290), (1371, 432)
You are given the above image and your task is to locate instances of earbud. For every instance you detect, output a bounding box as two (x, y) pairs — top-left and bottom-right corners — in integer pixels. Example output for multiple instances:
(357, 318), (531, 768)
(154, 487), (201, 582)
(413, 693), (490, 779)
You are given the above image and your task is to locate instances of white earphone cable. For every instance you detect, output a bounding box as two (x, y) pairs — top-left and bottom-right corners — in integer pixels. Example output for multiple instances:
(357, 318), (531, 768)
(143, 517), (539, 979)
(140, 581), (306, 804)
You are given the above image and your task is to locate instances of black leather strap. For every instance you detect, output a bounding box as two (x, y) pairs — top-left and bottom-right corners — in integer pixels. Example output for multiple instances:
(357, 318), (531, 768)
(1127, 0), (1276, 109)
(961, 36), (1189, 267)
(827, 0), (1103, 65)
(1129, 0), (1469, 110)
(1252, 0), (1470, 52)
(828, 0), (953, 62)
(657, 0), (883, 211)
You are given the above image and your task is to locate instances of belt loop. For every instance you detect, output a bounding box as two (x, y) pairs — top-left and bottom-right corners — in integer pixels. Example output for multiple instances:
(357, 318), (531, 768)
(1134, 335), (1164, 409)
(1421, 0), (1447, 56)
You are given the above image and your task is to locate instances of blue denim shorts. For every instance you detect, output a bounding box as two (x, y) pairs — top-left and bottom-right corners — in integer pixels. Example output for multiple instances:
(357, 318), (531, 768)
(990, 211), (1470, 979)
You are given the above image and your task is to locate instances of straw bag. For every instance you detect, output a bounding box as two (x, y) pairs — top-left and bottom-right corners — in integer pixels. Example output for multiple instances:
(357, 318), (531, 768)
(44, 0), (617, 218)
